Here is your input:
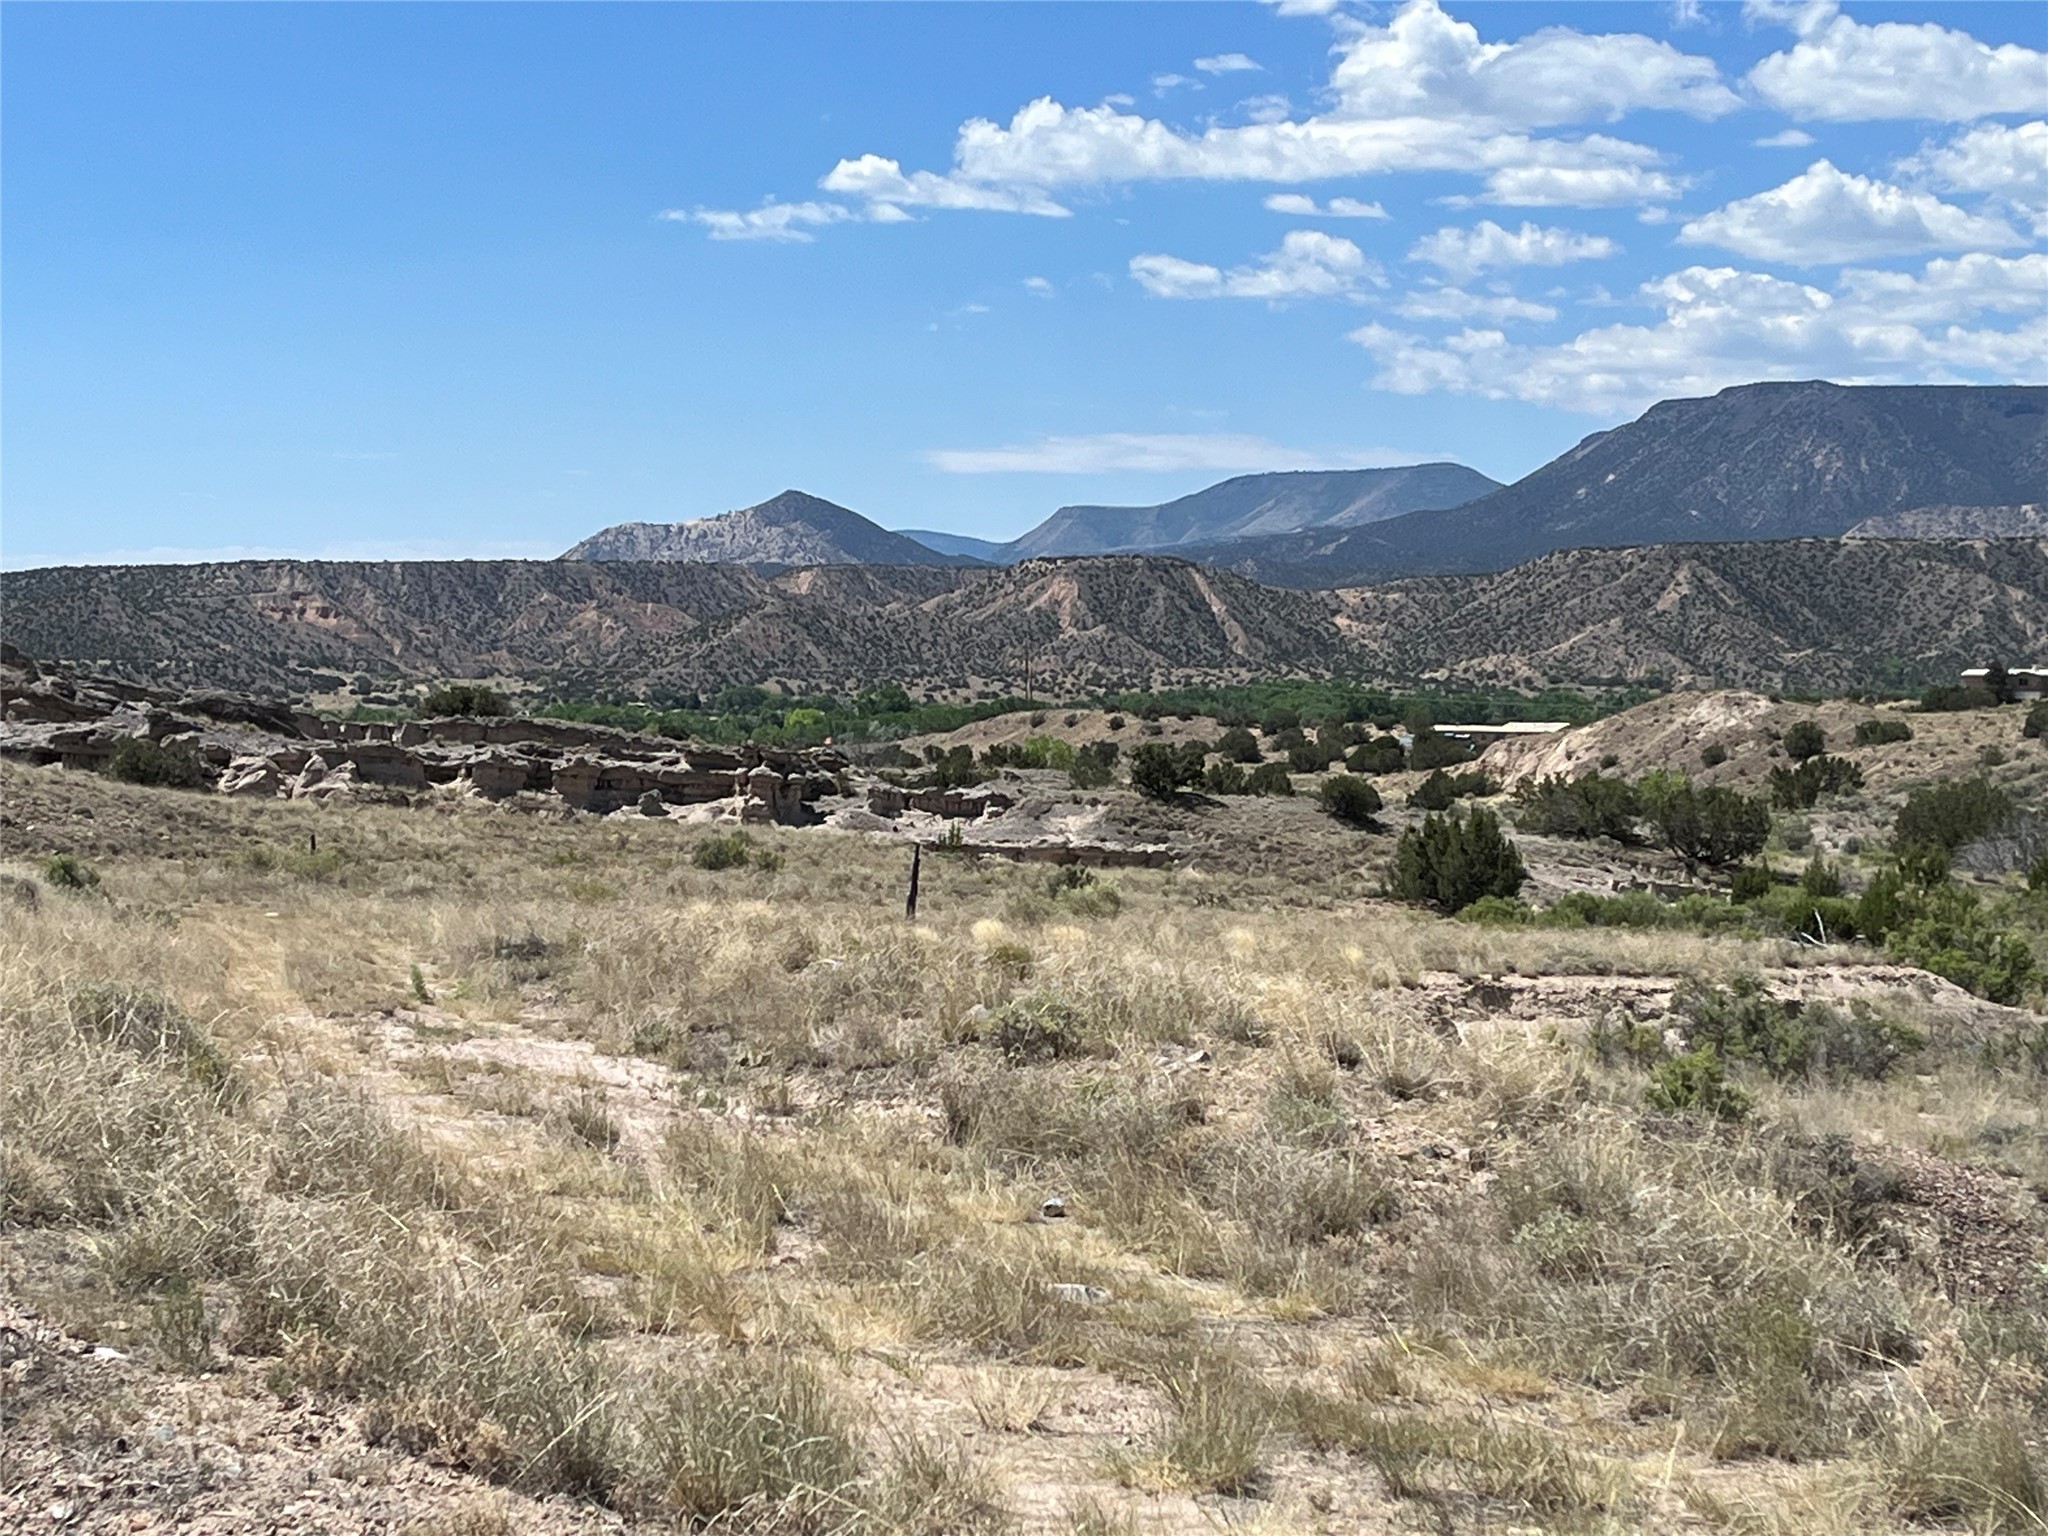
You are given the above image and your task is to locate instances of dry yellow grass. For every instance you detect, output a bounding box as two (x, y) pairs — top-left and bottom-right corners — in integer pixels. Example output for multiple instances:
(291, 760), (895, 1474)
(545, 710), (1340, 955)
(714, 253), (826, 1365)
(1, 760), (2043, 1533)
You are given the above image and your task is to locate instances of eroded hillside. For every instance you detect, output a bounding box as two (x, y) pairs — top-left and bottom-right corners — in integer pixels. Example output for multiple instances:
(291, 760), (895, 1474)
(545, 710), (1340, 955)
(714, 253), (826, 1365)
(7, 538), (2044, 699)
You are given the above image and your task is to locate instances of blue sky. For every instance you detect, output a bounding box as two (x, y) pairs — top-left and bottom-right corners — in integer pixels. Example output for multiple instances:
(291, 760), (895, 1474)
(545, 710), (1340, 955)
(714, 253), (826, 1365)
(4, 0), (2042, 567)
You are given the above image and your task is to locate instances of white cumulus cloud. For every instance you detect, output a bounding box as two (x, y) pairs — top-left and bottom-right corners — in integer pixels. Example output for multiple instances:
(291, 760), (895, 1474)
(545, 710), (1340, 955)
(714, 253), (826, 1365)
(1897, 120), (2048, 237)
(1131, 230), (1383, 301)
(1409, 220), (1618, 278)
(1835, 252), (2048, 324)
(926, 432), (1421, 474)
(667, 201), (858, 243)
(819, 154), (1070, 216)
(1395, 287), (1560, 324)
(684, 1), (1724, 240)
(1261, 192), (1388, 218)
(1677, 159), (2021, 264)
(1348, 255), (2048, 415)
(1195, 53), (1262, 74)
(1473, 164), (1684, 206)
(1327, 0), (1739, 127)
(1023, 275), (1056, 296)
(1752, 128), (1816, 148)
(1747, 1), (2048, 121)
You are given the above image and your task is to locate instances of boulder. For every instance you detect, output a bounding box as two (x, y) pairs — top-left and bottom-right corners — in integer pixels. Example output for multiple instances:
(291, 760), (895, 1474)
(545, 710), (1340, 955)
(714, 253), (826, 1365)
(337, 742), (429, 790)
(217, 755), (285, 797)
(461, 753), (540, 799)
(866, 785), (1017, 820)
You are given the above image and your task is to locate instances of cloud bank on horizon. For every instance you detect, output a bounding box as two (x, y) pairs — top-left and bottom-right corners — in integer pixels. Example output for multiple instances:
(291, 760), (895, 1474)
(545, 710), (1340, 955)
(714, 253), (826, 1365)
(676, 0), (2046, 433)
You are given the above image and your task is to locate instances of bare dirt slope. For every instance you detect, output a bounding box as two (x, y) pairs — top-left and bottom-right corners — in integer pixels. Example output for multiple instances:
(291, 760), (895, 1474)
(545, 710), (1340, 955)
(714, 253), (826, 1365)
(1479, 689), (2047, 803)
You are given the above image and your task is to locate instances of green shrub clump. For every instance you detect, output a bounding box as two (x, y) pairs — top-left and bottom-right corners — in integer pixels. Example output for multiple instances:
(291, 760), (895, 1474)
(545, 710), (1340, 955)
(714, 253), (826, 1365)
(922, 745), (989, 790)
(1645, 781), (1771, 872)
(1894, 779), (2012, 855)
(1408, 769), (1496, 812)
(1674, 975), (1923, 1084)
(1407, 729), (1475, 772)
(1768, 755), (1863, 809)
(1345, 736), (1407, 775)
(1880, 885), (2038, 1007)
(1068, 740), (1119, 790)
(1647, 1046), (1752, 1121)
(1730, 863), (1774, 902)
(1699, 742), (1728, 768)
(1513, 774), (1638, 841)
(40, 853), (99, 891)
(2024, 701), (2048, 740)
(106, 737), (212, 789)
(1781, 721), (1827, 761)
(982, 735), (1075, 772)
(1854, 718), (1913, 747)
(1215, 726), (1261, 763)
(691, 831), (756, 871)
(1390, 807), (1527, 914)
(1244, 762), (1295, 797)
(1287, 738), (1341, 774)
(1916, 683), (2000, 713)
(1318, 774), (1383, 829)
(1202, 761), (1247, 796)
(1128, 742), (1206, 801)
(419, 682), (511, 717)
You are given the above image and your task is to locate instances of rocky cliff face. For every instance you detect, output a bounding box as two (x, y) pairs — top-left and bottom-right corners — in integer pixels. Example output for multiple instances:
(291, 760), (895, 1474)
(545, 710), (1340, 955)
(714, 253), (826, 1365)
(0, 647), (1180, 864)
(0, 646), (844, 824)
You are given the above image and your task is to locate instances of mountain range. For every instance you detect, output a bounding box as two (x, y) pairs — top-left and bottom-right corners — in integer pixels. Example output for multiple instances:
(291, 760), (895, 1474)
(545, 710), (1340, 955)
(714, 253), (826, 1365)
(10, 380), (2044, 704)
(561, 383), (2045, 585)
(1191, 381), (2048, 585)
(570, 464), (1498, 569)
(8, 539), (2042, 699)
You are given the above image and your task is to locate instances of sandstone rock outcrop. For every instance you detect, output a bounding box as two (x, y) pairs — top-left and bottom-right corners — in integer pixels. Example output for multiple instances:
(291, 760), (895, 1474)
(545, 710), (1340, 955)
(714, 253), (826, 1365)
(0, 648), (847, 826)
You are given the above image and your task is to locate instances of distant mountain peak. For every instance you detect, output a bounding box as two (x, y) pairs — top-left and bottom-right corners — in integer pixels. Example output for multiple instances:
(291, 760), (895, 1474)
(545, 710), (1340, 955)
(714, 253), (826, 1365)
(561, 491), (983, 568)
(1199, 382), (2048, 586)
(996, 463), (1501, 561)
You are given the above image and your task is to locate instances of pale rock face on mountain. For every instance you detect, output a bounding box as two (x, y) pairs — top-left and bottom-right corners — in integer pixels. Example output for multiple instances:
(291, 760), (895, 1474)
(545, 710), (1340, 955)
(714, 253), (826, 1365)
(563, 490), (983, 568)
(1847, 504), (2048, 539)
(980, 464), (1502, 561)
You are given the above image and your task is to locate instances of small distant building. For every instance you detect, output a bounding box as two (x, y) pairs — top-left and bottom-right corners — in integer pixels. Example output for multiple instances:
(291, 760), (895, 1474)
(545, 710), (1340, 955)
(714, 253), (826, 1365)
(1961, 666), (2048, 701)
(1432, 721), (1573, 740)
